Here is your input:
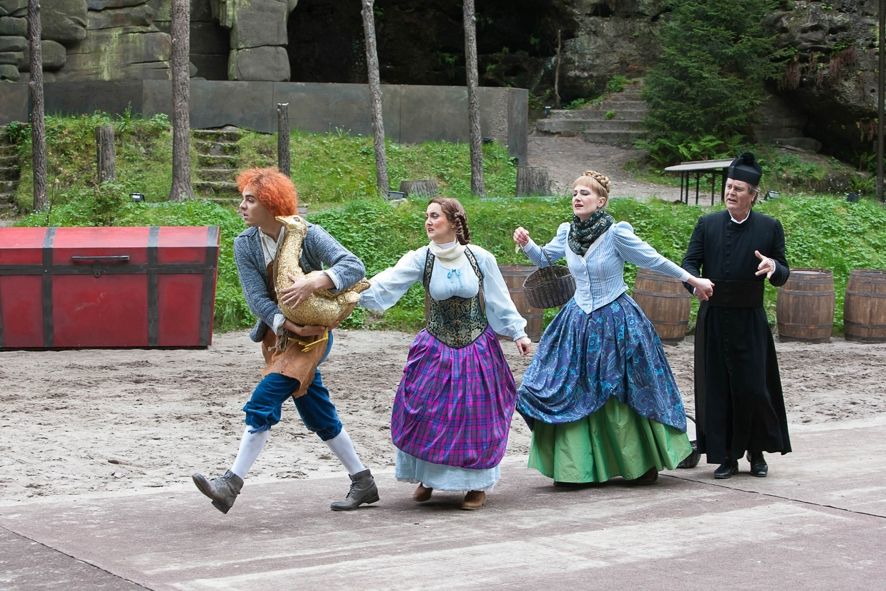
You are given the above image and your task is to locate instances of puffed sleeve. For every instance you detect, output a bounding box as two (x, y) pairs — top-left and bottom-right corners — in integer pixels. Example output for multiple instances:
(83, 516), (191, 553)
(681, 216), (706, 294)
(521, 222), (569, 267)
(611, 222), (689, 281)
(359, 248), (426, 312)
(475, 247), (528, 340)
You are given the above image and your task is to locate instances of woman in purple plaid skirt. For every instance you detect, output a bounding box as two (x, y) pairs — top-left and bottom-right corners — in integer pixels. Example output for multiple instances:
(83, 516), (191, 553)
(360, 198), (532, 510)
(513, 170), (714, 486)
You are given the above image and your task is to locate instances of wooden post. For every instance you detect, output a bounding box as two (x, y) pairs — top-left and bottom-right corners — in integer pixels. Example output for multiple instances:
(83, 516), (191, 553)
(28, 0), (47, 210)
(276, 103), (291, 177)
(95, 125), (116, 183)
(516, 166), (551, 196)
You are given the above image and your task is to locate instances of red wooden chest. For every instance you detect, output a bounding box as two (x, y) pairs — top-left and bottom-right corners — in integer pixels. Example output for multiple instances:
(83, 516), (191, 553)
(0, 226), (219, 349)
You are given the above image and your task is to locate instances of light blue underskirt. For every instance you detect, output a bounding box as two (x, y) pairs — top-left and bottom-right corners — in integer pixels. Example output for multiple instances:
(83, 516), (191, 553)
(395, 450), (500, 492)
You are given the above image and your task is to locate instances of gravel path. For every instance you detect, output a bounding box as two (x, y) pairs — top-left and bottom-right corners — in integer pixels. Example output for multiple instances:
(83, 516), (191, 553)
(527, 134), (684, 202)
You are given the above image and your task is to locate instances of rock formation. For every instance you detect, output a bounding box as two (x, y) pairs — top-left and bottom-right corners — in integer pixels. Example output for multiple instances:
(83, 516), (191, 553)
(0, 0), (880, 160)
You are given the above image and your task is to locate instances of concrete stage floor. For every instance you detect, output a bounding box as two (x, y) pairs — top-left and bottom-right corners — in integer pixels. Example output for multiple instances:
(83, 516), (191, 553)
(2, 416), (885, 590)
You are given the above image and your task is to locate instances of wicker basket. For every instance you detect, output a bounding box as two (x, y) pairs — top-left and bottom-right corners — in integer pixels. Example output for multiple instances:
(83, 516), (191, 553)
(523, 252), (576, 309)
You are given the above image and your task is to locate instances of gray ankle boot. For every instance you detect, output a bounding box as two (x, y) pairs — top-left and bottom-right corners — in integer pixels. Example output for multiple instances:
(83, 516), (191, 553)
(192, 470), (243, 514)
(330, 469), (379, 511)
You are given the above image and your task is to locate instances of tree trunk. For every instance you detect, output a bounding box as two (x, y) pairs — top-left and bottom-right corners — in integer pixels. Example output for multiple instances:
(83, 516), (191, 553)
(554, 29), (562, 109)
(28, 0), (47, 211)
(168, 0), (193, 201)
(361, 0), (389, 197)
(399, 179), (439, 197)
(96, 125), (116, 183)
(277, 103), (291, 177)
(463, 0), (484, 196)
(516, 166), (551, 197)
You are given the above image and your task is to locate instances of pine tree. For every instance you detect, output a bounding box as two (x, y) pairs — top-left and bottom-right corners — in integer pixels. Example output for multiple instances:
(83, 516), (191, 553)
(642, 0), (781, 165)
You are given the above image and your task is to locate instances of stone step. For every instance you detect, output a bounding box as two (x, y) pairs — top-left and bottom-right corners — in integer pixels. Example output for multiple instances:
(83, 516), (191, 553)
(547, 107), (647, 121)
(0, 190), (17, 203)
(0, 153), (18, 165)
(0, 144), (18, 156)
(193, 139), (240, 156)
(617, 88), (644, 98)
(537, 118), (645, 135)
(0, 179), (17, 193)
(771, 137), (823, 152)
(594, 98), (648, 110)
(0, 166), (20, 180)
(192, 129), (242, 144)
(194, 180), (240, 195)
(196, 168), (236, 183)
(196, 153), (238, 169)
(579, 129), (645, 147)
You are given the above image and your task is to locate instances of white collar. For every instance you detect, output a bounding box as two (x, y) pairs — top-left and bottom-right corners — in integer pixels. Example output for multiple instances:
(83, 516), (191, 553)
(429, 240), (467, 264)
(729, 211), (751, 224)
(260, 227), (286, 265)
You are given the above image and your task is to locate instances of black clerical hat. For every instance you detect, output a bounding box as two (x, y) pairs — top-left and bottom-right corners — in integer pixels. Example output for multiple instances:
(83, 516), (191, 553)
(727, 152), (762, 186)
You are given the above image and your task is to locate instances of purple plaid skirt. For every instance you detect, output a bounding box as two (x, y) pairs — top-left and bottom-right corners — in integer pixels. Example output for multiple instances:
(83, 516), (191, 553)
(391, 325), (518, 470)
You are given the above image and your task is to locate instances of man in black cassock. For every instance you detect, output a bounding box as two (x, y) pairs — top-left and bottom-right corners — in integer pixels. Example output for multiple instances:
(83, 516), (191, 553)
(682, 153), (792, 479)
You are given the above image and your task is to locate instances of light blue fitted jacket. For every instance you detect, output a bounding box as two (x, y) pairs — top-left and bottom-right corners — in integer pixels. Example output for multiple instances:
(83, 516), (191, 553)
(521, 221), (690, 314)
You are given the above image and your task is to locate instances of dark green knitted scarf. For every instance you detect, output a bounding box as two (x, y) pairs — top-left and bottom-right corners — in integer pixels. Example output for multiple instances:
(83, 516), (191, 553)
(567, 210), (614, 256)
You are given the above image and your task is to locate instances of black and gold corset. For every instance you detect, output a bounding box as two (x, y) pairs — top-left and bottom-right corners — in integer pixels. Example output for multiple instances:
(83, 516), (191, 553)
(423, 247), (488, 348)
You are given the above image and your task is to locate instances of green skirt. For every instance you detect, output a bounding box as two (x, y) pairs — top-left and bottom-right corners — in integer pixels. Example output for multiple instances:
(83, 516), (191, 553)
(528, 398), (692, 483)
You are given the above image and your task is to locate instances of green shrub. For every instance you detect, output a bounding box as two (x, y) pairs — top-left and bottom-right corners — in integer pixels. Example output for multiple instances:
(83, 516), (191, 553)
(15, 194), (886, 335)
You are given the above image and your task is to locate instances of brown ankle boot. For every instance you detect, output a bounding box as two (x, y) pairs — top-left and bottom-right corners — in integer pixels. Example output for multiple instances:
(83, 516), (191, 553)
(330, 469), (380, 511)
(413, 483), (433, 502)
(460, 490), (486, 510)
(192, 470), (243, 514)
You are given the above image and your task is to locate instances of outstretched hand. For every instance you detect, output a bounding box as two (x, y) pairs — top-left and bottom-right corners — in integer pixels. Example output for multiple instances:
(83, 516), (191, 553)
(755, 250), (776, 279)
(690, 277), (715, 302)
(515, 336), (532, 356)
(513, 227), (530, 248)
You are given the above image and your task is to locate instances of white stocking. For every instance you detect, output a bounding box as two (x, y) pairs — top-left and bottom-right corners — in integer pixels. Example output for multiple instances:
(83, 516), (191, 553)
(230, 427), (270, 479)
(324, 429), (366, 475)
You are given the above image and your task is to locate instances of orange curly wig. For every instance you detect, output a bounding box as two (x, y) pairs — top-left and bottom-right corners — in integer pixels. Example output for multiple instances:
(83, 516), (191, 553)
(235, 167), (298, 216)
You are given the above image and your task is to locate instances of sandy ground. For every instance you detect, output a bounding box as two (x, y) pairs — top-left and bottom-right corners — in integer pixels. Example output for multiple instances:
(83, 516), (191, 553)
(1, 329), (885, 504)
(527, 135), (684, 201)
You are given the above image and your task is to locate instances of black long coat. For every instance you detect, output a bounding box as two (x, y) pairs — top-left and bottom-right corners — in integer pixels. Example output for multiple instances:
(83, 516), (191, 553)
(682, 210), (792, 464)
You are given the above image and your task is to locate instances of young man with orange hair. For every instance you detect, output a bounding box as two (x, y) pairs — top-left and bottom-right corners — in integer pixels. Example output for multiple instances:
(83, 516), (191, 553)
(192, 167), (379, 513)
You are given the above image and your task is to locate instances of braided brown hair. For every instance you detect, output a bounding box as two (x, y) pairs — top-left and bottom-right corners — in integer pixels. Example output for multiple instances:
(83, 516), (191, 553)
(573, 170), (611, 200)
(429, 197), (471, 245)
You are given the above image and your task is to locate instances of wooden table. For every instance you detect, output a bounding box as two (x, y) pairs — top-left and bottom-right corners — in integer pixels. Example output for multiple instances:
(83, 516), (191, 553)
(663, 159), (734, 205)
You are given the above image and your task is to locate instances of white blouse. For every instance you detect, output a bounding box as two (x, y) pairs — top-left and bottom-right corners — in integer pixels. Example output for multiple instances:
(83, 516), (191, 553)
(360, 244), (528, 341)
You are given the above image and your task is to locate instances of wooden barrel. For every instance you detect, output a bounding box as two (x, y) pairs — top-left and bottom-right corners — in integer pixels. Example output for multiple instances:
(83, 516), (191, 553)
(630, 268), (691, 344)
(499, 265), (543, 341)
(844, 269), (886, 342)
(776, 269), (834, 343)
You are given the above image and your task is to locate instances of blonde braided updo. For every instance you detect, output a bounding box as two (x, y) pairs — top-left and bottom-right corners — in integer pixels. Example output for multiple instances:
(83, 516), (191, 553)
(574, 170), (611, 200)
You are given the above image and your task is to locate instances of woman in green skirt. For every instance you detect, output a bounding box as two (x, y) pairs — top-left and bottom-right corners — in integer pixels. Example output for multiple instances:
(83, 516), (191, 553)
(512, 170), (714, 485)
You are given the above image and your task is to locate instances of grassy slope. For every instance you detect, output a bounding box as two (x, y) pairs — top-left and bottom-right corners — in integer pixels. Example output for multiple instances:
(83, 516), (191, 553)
(9, 116), (886, 335)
